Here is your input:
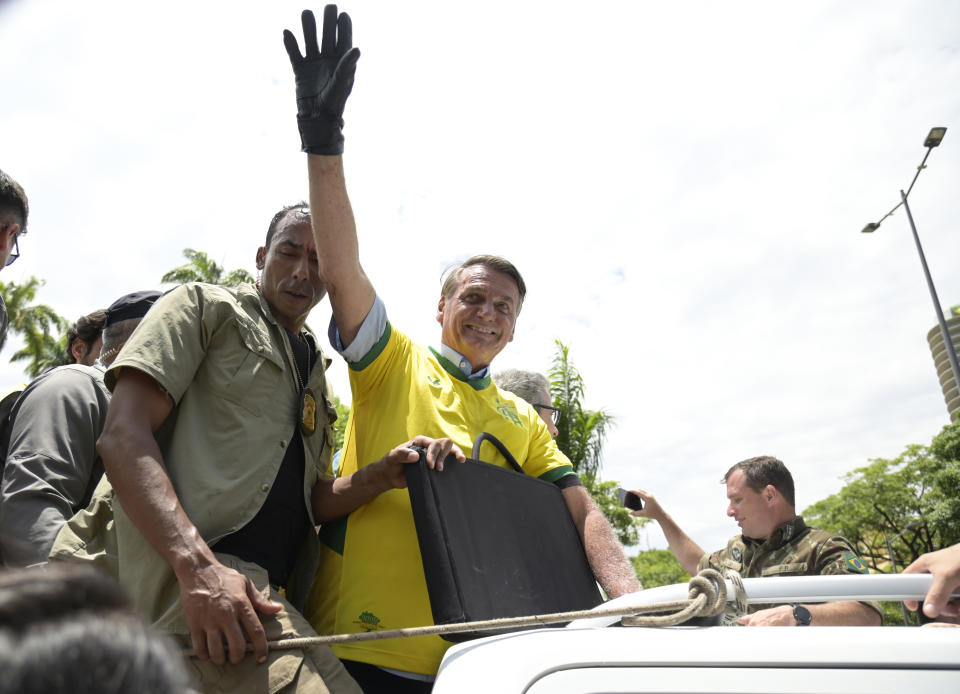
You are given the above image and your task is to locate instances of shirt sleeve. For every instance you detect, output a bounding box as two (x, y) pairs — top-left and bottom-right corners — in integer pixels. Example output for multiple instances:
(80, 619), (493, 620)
(328, 295), (387, 364)
(104, 284), (209, 400)
(0, 369), (109, 567)
(814, 534), (883, 620)
(814, 535), (870, 575)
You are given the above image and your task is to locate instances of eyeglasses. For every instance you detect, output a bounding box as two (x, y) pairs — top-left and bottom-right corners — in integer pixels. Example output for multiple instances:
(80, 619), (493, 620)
(534, 404), (560, 425)
(3, 228), (19, 267)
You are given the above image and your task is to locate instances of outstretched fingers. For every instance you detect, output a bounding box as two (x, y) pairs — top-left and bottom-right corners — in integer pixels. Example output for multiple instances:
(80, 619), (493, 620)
(283, 29), (304, 64)
(320, 5), (338, 56)
(337, 12), (353, 53)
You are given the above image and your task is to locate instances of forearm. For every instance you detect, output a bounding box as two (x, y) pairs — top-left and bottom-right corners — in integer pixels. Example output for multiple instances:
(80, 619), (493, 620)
(655, 512), (706, 576)
(563, 486), (640, 597)
(307, 155), (375, 344)
(311, 464), (391, 522)
(583, 506), (641, 597)
(807, 600), (882, 626)
(99, 429), (214, 578)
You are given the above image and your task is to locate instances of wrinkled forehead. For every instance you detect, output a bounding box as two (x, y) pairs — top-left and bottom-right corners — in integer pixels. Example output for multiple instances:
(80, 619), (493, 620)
(273, 213), (316, 248)
(455, 265), (520, 301)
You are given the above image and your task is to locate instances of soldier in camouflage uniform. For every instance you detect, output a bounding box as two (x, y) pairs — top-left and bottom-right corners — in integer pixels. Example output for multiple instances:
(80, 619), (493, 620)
(631, 456), (881, 626)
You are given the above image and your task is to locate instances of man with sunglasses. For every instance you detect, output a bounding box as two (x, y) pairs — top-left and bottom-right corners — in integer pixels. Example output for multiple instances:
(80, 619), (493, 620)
(0, 169), (28, 347)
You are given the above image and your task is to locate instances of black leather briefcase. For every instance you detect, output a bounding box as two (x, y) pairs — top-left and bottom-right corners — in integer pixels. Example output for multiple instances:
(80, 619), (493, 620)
(405, 432), (603, 642)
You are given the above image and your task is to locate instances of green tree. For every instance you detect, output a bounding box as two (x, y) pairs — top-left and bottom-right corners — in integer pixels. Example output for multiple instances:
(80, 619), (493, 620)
(631, 549), (691, 588)
(803, 420), (960, 625)
(0, 277), (70, 376)
(161, 248), (254, 287)
(331, 394), (350, 451)
(548, 339), (644, 546)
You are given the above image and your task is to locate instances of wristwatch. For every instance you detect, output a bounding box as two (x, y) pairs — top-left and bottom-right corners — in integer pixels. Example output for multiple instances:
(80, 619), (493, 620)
(792, 603), (812, 626)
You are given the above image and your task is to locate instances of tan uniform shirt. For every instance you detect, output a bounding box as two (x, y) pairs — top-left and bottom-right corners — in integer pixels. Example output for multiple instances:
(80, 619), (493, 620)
(52, 283), (336, 634)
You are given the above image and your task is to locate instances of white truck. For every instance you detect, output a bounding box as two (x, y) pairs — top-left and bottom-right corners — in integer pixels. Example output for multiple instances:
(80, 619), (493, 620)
(431, 573), (960, 693)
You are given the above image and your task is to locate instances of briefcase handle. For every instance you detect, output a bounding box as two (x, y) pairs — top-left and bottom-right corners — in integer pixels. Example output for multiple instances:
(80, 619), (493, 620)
(471, 432), (524, 474)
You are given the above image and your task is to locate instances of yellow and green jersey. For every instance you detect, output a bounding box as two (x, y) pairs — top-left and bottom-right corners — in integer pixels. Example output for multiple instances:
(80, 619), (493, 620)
(306, 323), (576, 675)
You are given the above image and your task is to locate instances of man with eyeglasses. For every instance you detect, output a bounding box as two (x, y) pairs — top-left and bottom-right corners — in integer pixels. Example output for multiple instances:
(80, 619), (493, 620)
(0, 168), (29, 347)
(493, 369), (560, 439)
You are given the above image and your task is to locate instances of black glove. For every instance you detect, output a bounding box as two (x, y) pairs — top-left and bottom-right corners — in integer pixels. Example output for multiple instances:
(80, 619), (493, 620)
(283, 6), (361, 155)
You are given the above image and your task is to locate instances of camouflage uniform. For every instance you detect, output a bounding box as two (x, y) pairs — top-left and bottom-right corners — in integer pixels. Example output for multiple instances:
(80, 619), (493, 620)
(698, 516), (880, 622)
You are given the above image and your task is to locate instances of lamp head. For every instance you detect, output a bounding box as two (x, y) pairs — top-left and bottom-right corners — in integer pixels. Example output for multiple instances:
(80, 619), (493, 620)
(924, 127), (947, 148)
(861, 222), (880, 233)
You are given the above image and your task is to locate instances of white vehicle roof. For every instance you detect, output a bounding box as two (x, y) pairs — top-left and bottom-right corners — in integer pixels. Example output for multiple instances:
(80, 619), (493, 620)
(432, 574), (960, 694)
(434, 626), (960, 693)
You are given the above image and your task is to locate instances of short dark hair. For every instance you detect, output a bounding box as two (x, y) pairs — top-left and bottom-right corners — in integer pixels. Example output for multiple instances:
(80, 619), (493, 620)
(440, 255), (527, 314)
(0, 564), (190, 694)
(723, 455), (795, 507)
(0, 616), (191, 694)
(0, 563), (131, 631)
(65, 310), (107, 364)
(0, 169), (29, 234)
(265, 201), (310, 249)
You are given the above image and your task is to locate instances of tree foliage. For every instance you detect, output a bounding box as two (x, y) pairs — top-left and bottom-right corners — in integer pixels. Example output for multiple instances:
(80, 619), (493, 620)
(331, 394), (350, 451)
(548, 339), (643, 546)
(549, 340), (614, 481)
(803, 419), (960, 573)
(631, 549), (691, 588)
(161, 248), (254, 287)
(0, 277), (70, 376)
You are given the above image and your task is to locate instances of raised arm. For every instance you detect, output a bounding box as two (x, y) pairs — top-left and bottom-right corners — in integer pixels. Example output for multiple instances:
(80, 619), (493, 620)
(97, 369), (282, 665)
(284, 6), (374, 346)
(630, 489), (706, 576)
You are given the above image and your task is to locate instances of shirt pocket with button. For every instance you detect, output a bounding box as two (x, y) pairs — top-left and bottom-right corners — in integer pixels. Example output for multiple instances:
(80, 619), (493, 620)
(204, 316), (286, 416)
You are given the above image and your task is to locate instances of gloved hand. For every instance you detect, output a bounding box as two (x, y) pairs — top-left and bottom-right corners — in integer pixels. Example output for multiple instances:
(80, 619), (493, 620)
(283, 6), (361, 155)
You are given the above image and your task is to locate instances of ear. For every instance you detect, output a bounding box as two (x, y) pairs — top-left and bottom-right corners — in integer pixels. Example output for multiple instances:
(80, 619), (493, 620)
(70, 339), (87, 363)
(255, 246), (266, 270)
(436, 295), (446, 325)
(764, 485), (777, 504)
(0, 223), (19, 252)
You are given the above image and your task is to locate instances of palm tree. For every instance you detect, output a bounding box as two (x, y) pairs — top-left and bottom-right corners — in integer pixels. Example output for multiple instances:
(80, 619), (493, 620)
(161, 248), (254, 287)
(548, 339), (615, 480)
(548, 339), (640, 545)
(0, 277), (71, 376)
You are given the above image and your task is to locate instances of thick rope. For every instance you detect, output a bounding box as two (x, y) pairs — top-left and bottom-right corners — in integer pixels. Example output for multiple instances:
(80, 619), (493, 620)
(183, 568), (736, 657)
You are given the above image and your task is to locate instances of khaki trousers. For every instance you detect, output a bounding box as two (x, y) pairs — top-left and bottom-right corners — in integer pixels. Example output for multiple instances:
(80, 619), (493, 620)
(180, 555), (362, 694)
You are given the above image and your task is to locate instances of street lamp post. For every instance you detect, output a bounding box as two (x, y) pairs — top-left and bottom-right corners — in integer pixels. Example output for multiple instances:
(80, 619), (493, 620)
(862, 127), (960, 414)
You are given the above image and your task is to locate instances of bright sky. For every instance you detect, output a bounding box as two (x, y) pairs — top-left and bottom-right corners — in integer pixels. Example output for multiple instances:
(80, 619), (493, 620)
(2, 0), (959, 553)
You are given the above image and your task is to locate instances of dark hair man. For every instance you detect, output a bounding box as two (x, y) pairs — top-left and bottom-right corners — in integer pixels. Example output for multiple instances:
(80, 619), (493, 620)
(53, 206), (363, 694)
(630, 455), (881, 626)
(284, 7), (639, 689)
(0, 291), (159, 567)
(0, 168), (29, 346)
(0, 563), (191, 694)
(65, 309), (107, 366)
